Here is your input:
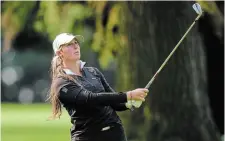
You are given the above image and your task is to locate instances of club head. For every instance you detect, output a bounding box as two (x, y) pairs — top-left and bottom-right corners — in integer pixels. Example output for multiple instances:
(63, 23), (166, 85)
(192, 3), (202, 15)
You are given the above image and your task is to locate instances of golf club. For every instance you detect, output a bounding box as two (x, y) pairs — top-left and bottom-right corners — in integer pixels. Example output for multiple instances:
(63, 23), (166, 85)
(145, 3), (203, 89)
(132, 3), (203, 108)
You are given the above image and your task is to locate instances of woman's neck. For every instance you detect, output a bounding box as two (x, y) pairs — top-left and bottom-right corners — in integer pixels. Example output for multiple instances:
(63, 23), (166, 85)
(63, 60), (82, 76)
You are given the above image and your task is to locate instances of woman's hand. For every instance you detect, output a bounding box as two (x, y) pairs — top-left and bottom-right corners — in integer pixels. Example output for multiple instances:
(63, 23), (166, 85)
(126, 88), (149, 101)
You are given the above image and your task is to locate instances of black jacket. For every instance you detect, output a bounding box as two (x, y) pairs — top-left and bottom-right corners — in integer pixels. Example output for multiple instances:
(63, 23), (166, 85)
(55, 67), (129, 136)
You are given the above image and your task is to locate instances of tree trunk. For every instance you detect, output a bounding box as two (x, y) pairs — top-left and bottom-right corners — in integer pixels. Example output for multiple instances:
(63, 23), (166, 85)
(122, 1), (221, 141)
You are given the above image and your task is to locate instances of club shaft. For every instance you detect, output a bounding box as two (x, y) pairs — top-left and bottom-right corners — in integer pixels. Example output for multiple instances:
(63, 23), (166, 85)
(145, 14), (202, 89)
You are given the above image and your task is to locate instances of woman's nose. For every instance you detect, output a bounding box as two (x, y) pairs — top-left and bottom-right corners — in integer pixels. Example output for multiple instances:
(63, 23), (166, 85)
(73, 43), (79, 49)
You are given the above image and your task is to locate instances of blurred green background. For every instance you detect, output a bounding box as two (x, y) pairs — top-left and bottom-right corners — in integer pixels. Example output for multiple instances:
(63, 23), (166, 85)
(2, 104), (71, 141)
(1, 1), (224, 141)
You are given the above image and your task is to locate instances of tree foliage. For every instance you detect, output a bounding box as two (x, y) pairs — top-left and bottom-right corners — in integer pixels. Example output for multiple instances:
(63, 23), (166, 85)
(1, 1), (128, 69)
(34, 2), (93, 40)
(2, 2), (35, 51)
(2, 1), (222, 68)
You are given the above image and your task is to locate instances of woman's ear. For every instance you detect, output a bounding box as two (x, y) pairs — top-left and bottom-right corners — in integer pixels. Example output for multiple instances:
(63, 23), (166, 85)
(56, 50), (62, 57)
(56, 51), (60, 56)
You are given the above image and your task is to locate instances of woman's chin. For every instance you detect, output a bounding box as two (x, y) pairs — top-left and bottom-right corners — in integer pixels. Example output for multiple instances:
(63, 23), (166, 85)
(73, 57), (80, 61)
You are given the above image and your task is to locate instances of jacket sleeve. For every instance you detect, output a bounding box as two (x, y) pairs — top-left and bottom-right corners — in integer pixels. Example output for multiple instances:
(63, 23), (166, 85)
(94, 68), (129, 111)
(57, 78), (128, 107)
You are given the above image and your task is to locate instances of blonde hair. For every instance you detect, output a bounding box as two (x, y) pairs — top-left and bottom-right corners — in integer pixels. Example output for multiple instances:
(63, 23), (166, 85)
(47, 55), (76, 120)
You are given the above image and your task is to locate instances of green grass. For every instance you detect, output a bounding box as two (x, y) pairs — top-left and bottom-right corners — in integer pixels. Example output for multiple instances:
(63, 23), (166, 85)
(1, 103), (134, 141)
(2, 103), (71, 141)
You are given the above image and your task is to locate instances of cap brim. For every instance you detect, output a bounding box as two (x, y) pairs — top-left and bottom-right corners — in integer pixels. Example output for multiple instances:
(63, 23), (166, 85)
(74, 35), (84, 43)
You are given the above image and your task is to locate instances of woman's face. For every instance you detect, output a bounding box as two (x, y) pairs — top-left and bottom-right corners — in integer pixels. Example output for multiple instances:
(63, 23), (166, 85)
(57, 39), (81, 61)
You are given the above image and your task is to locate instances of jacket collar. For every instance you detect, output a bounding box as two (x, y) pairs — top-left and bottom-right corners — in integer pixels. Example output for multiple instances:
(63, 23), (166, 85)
(63, 60), (86, 75)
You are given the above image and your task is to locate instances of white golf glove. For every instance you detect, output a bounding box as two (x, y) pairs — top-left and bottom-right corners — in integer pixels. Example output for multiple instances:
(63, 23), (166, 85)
(131, 100), (142, 108)
(125, 100), (143, 109)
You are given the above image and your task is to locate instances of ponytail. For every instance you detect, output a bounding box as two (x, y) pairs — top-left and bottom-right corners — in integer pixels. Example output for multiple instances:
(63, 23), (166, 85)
(47, 56), (64, 120)
(51, 56), (63, 79)
(47, 55), (77, 120)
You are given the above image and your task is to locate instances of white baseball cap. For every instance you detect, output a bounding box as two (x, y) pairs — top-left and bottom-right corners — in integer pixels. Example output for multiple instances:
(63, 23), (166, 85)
(52, 33), (84, 53)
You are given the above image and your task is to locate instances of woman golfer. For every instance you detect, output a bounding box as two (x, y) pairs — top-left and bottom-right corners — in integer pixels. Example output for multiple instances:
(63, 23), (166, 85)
(47, 33), (148, 141)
